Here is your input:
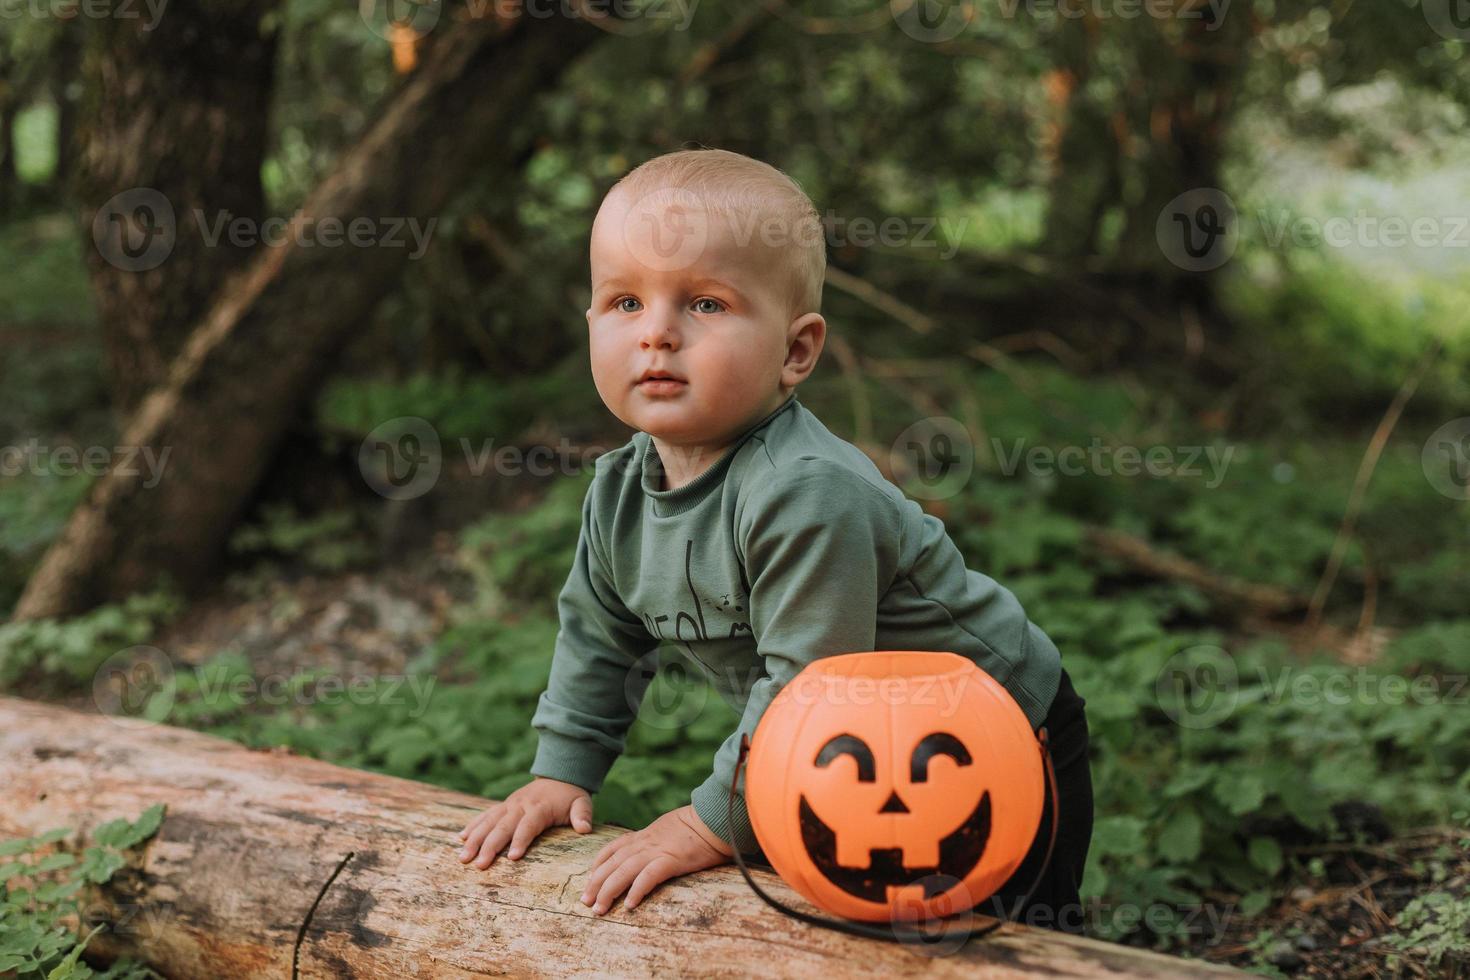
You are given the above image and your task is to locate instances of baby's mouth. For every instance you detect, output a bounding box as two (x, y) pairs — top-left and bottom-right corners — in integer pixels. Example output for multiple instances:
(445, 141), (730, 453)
(636, 373), (688, 394)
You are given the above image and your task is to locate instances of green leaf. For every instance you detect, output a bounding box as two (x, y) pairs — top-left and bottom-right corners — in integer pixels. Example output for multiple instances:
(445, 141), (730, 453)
(1090, 815), (1146, 857)
(34, 878), (85, 904)
(0, 836), (39, 857)
(46, 923), (103, 980)
(0, 922), (45, 955)
(104, 804), (167, 850)
(77, 849), (126, 885)
(90, 819), (131, 849)
(1157, 807), (1203, 863)
(1239, 889), (1272, 917)
(34, 852), (77, 872)
(1162, 766), (1215, 799)
(129, 804), (166, 842)
(1248, 836), (1284, 876)
(1212, 769), (1267, 816)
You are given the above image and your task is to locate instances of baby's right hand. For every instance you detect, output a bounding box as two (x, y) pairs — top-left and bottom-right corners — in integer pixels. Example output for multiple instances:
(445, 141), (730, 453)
(456, 776), (594, 869)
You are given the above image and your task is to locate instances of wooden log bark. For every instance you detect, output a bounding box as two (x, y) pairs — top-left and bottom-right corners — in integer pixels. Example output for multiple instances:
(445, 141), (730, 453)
(0, 696), (1243, 977)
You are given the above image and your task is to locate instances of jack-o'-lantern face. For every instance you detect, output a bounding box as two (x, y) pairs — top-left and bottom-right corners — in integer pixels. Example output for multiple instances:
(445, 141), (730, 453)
(744, 651), (1045, 922)
(800, 731), (991, 902)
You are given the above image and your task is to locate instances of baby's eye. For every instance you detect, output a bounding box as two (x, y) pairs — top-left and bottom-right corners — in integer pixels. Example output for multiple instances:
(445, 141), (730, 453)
(692, 297), (725, 314)
(614, 296), (642, 313)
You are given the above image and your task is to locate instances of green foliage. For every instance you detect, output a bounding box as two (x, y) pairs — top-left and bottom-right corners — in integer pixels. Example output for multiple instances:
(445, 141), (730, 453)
(0, 474), (92, 620)
(1071, 629), (1470, 942)
(1382, 890), (1470, 972)
(455, 472), (590, 618)
(1225, 248), (1470, 420)
(228, 504), (372, 575)
(0, 217), (97, 329)
(12, 103), (58, 186)
(0, 804), (166, 979)
(0, 592), (180, 689)
(158, 616), (736, 833)
(314, 368), (595, 444)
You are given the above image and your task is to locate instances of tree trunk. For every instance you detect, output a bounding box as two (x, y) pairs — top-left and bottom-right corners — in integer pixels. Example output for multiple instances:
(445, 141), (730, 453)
(12, 12), (604, 622)
(0, 45), (21, 217)
(49, 25), (80, 191)
(0, 695), (1245, 978)
(73, 0), (280, 416)
(1036, 6), (1257, 366)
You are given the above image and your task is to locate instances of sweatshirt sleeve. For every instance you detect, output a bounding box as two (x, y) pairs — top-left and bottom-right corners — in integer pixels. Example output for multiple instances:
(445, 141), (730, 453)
(528, 477), (661, 794)
(689, 460), (902, 855)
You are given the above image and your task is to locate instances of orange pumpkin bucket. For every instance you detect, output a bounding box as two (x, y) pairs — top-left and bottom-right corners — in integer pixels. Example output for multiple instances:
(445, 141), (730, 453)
(729, 650), (1056, 940)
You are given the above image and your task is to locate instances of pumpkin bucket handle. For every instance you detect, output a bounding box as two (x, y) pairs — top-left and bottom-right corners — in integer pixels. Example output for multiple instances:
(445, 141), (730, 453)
(724, 726), (1060, 946)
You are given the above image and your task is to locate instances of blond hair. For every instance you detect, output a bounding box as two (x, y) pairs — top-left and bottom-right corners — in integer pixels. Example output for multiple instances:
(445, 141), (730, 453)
(608, 148), (826, 318)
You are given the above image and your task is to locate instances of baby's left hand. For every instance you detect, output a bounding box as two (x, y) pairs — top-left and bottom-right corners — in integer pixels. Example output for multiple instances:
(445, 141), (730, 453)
(580, 805), (734, 915)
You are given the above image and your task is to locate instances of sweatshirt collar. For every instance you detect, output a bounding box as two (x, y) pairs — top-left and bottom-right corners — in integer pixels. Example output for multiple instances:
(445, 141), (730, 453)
(639, 391), (799, 514)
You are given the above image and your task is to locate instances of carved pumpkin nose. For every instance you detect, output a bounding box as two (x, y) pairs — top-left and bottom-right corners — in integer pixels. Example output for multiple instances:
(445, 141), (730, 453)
(878, 791), (909, 814)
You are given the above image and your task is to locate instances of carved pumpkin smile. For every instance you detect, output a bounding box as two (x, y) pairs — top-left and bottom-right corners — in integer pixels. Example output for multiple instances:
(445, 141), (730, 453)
(798, 731), (993, 902)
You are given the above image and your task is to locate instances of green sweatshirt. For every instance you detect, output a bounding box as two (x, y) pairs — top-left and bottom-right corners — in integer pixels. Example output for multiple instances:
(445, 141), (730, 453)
(528, 390), (1063, 856)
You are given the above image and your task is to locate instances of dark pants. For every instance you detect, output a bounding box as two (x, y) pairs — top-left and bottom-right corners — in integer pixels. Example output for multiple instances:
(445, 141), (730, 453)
(977, 664), (1094, 935)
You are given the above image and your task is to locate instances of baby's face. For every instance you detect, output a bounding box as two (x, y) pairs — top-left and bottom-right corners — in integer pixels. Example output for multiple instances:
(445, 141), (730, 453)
(586, 185), (805, 450)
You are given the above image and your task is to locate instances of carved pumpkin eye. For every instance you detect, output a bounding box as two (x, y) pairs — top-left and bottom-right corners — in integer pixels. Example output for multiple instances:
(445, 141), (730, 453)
(814, 734), (875, 782)
(910, 732), (972, 783)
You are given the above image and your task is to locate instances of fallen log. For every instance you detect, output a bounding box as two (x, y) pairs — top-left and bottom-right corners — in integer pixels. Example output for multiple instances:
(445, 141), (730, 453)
(0, 696), (1243, 977)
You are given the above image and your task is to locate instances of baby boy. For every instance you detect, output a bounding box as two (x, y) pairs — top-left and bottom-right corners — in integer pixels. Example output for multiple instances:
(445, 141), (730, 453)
(457, 148), (1093, 932)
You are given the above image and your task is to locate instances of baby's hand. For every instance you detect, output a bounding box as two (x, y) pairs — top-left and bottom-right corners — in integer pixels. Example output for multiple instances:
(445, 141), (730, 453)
(456, 776), (593, 869)
(580, 805), (734, 915)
